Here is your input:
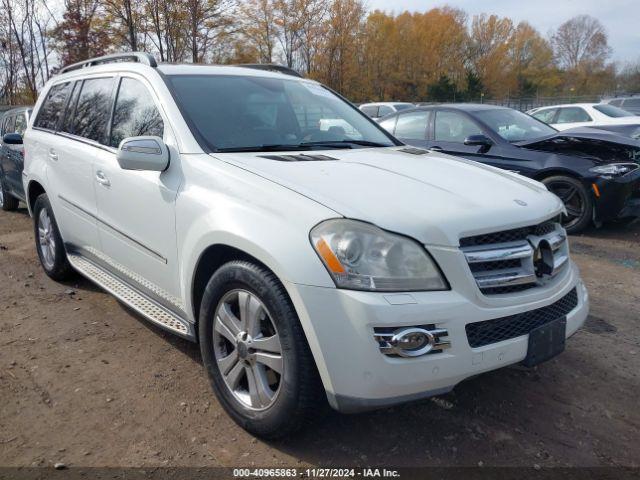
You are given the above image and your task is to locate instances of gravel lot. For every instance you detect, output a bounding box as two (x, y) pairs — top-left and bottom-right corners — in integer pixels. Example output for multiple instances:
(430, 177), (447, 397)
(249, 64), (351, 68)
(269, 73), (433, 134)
(1, 206), (639, 468)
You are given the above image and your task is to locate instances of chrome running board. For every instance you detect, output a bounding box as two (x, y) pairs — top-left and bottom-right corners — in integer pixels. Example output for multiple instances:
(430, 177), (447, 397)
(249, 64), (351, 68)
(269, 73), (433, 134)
(67, 253), (195, 340)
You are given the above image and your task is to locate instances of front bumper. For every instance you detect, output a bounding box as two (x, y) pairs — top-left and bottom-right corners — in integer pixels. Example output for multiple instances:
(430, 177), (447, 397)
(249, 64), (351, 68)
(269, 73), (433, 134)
(593, 169), (640, 221)
(287, 262), (588, 413)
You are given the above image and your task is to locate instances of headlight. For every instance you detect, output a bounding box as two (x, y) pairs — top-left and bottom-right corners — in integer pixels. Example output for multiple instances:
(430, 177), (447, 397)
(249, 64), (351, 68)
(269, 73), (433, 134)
(310, 219), (448, 292)
(589, 163), (638, 178)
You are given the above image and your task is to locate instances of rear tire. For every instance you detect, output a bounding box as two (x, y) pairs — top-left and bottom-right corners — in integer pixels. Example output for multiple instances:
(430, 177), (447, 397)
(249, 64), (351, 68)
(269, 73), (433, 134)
(33, 193), (74, 281)
(0, 177), (19, 211)
(199, 260), (326, 439)
(542, 175), (592, 234)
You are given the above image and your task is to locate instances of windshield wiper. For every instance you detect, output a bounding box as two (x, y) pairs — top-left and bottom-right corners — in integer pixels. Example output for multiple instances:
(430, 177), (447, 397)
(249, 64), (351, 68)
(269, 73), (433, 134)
(300, 140), (391, 148)
(215, 139), (391, 153)
(216, 144), (318, 153)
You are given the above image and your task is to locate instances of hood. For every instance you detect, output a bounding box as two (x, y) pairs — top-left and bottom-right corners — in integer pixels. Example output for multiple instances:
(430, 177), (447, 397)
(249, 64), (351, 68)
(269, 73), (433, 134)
(518, 128), (640, 165)
(212, 147), (563, 246)
(519, 127), (640, 147)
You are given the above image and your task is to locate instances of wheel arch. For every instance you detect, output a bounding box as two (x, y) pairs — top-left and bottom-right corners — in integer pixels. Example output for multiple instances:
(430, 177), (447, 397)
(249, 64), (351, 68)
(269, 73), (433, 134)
(190, 243), (273, 329)
(532, 168), (586, 183)
(26, 180), (46, 215)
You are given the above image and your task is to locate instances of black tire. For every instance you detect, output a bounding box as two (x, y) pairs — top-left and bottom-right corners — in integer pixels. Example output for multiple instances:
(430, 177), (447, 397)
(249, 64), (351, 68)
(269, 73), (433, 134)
(542, 175), (593, 234)
(0, 177), (19, 211)
(32, 193), (74, 281)
(199, 260), (326, 439)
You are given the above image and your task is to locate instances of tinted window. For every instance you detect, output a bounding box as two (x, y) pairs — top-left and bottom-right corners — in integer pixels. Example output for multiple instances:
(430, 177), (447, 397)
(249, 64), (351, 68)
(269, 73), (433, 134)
(394, 104), (413, 111)
(435, 111), (482, 142)
(556, 107), (591, 123)
(167, 75), (394, 152)
(624, 99), (640, 107)
(3, 115), (15, 135)
(593, 104), (634, 118)
(360, 105), (378, 117)
(60, 81), (82, 134)
(609, 99), (623, 107)
(14, 113), (27, 135)
(378, 105), (394, 117)
(71, 78), (114, 143)
(395, 111), (428, 140)
(110, 78), (164, 147)
(532, 109), (557, 123)
(34, 82), (71, 130)
(475, 108), (556, 142)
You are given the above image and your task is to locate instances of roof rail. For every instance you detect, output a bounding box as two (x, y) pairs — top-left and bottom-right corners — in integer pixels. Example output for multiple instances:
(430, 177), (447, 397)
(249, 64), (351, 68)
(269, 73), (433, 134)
(236, 64), (303, 78)
(59, 52), (157, 74)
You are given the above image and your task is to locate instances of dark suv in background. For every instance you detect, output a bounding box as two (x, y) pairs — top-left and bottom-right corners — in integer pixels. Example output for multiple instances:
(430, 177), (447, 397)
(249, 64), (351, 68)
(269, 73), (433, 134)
(0, 106), (31, 210)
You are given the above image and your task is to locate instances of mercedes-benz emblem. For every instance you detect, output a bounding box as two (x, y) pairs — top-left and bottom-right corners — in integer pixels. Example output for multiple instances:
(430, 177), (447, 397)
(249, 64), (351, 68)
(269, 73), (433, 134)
(514, 199), (528, 206)
(532, 240), (554, 277)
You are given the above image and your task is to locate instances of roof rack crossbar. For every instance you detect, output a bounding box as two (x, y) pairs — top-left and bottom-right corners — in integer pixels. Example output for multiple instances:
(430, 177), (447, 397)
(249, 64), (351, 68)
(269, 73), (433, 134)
(59, 52), (157, 74)
(236, 64), (303, 78)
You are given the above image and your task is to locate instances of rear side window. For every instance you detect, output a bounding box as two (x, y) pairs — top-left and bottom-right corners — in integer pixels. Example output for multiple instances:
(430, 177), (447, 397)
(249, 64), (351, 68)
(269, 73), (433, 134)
(360, 105), (378, 118)
(532, 108), (557, 124)
(378, 105), (394, 117)
(60, 81), (82, 134)
(624, 99), (640, 108)
(14, 113), (27, 135)
(3, 115), (15, 135)
(609, 99), (623, 107)
(34, 82), (72, 131)
(395, 111), (429, 140)
(110, 78), (164, 147)
(556, 107), (591, 124)
(71, 78), (114, 144)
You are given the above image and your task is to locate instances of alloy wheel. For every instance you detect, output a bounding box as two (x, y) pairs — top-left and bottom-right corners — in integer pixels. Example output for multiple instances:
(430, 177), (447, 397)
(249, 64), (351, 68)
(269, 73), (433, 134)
(37, 208), (56, 270)
(546, 180), (585, 230)
(213, 289), (283, 411)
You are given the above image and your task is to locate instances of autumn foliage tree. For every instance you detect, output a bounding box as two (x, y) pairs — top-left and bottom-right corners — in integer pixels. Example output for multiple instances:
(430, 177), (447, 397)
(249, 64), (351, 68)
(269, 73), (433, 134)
(0, 1), (626, 105)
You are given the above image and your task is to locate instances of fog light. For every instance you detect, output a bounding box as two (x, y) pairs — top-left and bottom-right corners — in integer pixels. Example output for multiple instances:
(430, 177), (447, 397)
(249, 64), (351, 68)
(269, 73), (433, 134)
(374, 326), (451, 358)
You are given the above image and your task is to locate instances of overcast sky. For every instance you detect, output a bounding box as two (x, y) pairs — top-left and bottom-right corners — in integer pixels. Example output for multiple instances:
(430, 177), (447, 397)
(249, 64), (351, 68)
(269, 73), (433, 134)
(368, 0), (640, 64)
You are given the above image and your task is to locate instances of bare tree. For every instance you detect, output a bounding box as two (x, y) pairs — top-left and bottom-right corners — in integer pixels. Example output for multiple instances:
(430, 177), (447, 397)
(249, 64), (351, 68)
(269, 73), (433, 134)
(552, 15), (611, 70)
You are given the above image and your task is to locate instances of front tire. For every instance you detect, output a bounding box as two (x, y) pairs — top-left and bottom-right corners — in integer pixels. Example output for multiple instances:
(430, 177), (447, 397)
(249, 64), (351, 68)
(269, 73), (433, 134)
(199, 260), (325, 438)
(33, 193), (74, 280)
(0, 177), (19, 211)
(542, 175), (593, 234)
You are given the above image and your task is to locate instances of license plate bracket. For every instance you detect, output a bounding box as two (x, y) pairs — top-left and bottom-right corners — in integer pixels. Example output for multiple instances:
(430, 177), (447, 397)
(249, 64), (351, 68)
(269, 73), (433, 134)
(522, 317), (567, 367)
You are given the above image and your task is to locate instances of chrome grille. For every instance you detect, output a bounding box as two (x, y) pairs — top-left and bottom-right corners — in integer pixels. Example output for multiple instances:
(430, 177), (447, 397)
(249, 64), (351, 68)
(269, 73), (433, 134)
(461, 219), (569, 295)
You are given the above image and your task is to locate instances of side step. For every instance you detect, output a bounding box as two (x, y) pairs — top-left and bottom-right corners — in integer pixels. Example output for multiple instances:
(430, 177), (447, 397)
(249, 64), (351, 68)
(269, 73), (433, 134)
(67, 254), (194, 339)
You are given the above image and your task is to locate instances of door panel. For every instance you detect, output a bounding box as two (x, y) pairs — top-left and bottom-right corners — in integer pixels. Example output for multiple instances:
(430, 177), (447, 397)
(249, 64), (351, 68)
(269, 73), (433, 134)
(94, 76), (181, 306)
(34, 81), (101, 250)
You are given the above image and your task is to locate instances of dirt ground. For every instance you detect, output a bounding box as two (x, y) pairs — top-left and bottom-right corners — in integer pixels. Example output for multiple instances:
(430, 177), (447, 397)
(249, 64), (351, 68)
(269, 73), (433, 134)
(0, 206), (639, 469)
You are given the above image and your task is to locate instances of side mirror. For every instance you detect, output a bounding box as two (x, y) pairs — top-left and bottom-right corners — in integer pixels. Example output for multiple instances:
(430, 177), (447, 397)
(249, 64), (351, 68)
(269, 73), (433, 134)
(3, 133), (23, 145)
(116, 136), (169, 172)
(464, 134), (493, 147)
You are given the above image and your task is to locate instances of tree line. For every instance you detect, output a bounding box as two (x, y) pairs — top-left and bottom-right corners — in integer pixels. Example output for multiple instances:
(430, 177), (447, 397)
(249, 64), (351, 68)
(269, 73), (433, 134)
(2, 0), (639, 105)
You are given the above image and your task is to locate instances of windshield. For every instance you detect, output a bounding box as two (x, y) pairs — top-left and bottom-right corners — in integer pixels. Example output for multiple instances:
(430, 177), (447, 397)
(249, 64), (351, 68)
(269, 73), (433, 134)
(167, 75), (396, 152)
(475, 108), (557, 142)
(593, 104), (635, 118)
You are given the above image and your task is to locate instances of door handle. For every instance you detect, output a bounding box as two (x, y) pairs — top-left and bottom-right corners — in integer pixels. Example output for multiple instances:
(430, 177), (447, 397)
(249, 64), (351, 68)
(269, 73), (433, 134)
(48, 149), (58, 161)
(95, 170), (111, 187)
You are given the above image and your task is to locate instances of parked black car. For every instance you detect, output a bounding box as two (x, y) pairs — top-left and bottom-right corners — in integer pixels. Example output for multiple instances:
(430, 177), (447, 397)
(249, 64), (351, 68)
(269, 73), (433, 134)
(379, 104), (640, 233)
(0, 106), (31, 211)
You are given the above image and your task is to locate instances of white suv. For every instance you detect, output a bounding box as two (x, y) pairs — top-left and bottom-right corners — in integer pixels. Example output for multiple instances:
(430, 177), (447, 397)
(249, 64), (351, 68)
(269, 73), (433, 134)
(23, 53), (589, 438)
